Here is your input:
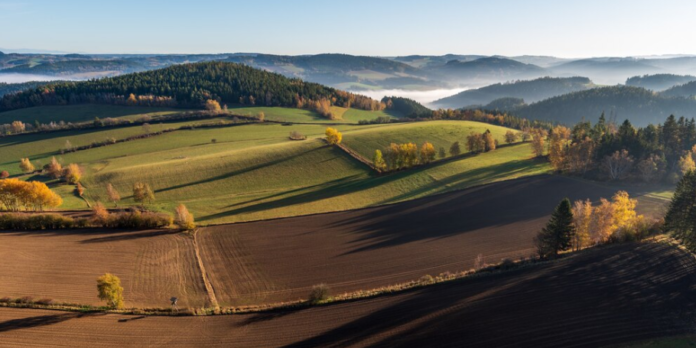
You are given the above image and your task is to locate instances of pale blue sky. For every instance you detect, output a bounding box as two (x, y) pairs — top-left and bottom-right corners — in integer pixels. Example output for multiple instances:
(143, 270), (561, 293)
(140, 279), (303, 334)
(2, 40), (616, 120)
(1, 0), (695, 57)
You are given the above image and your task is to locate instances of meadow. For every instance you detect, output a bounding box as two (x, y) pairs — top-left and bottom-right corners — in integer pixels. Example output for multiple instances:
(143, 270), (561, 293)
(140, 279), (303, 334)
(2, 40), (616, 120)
(0, 104), (183, 124)
(229, 105), (399, 123)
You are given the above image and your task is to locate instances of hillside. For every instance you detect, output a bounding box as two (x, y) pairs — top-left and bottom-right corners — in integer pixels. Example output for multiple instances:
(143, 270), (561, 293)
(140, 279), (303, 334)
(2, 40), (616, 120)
(550, 58), (662, 85)
(2, 59), (149, 77)
(514, 85), (696, 126)
(626, 74), (696, 91)
(0, 62), (382, 114)
(431, 77), (593, 109)
(661, 80), (696, 98)
(0, 80), (59, 97)
(429, 57), (545, 83)
(381, 96), (432, 118)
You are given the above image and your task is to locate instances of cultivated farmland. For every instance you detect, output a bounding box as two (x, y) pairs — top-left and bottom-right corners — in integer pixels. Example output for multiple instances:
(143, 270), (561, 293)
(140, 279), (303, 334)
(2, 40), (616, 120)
(0, 242), (693, 347)
(197, 175), (667, 306)
(0, 229), (208, 308)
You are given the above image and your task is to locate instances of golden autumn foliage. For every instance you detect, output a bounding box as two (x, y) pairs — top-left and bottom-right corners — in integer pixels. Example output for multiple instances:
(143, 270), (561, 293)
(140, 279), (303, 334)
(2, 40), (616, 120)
(419, 142), (436, 164)
(133, 182), (155, 204)
(19, 158), (35, 173)
(174, 204), (196, 230)
(0, 179), (63, 211)
(504, 130), (518, 144)
(205, 99), (222, 111)
(97, 273), (124, 309)
(548, 126), (571, 171)
(325, 127), (342, 145)
(106, 183), (121, 207)
(44, 156), (63, 179)
(571, 199), (593, 250)
(530, 128), (548, 158)
(63, 163), (82, 184)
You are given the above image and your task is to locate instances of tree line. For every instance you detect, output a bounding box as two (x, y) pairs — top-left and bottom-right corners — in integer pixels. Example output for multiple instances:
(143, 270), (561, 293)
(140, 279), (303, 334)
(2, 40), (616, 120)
(543, 114), (696, 183)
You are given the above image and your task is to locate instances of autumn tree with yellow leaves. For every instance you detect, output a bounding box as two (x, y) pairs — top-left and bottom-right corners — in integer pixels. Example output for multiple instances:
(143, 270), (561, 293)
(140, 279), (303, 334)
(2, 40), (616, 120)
(325, 127), (342, 145)
(19, 158), (35, 173)
(0, 179), (63, 211)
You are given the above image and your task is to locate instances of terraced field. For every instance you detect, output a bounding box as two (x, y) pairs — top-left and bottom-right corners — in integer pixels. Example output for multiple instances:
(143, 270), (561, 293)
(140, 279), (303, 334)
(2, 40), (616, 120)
(197, 175), (667, 306)
(0, 242), (693, 347)
(0, 229), (208, 308)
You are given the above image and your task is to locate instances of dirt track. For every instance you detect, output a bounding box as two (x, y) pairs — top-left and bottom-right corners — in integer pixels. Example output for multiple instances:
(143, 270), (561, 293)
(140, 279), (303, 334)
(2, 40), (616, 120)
(198, 175), (668, 305)
(0, 242), (694, 347)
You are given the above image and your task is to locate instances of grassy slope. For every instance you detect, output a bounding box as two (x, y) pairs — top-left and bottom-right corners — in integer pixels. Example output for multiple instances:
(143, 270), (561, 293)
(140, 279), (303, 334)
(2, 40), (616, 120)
(229, 106), (398, 123)
(1, 120), (550, 223)
(0, 118), (230, 175)
(342, 120), (520, 160)
(0, 104), (182, 124)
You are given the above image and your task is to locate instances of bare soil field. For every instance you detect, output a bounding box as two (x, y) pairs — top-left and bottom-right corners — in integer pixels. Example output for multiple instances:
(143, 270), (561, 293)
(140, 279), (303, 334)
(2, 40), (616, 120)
(0, 241), (694, 347)
(0, 229), (208, 308)
(198, 175), (668, 306)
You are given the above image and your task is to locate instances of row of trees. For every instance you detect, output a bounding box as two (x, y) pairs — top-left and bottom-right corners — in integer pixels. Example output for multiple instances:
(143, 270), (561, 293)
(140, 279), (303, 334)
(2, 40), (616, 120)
(0, 179), (63, 211)
(535, 191), (651, 258)
(374, 142), (437, 170)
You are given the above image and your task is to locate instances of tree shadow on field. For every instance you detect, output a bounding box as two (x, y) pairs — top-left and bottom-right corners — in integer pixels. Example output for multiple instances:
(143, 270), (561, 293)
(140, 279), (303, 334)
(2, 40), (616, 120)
(0, 312), (104, 333)
(329, 175), (628, 254)
(155, 145), (324, 195)
(0, 228), (178, 244)
(235, 308), (308, 327)
(282, 243), (696, 348)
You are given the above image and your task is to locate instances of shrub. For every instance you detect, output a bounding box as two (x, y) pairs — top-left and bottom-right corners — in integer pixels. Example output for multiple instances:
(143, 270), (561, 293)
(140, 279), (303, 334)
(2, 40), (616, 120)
(308, 283), (330, 304)
(0, 171), (8, 179)
(174, 204), (195, 230)
(0, 297), (11, 303)
(0, 213), (75, 230)
(36, 298), (53, 305)
(419, 274), (434, 285)
(17, 296), (33, 304)
(498, 258), (516, 270)
(104, 211), (172, 229)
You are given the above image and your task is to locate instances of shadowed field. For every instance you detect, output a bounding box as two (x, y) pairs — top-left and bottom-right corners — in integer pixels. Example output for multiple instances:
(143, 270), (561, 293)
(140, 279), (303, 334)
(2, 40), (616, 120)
(0, 242), (693, 347)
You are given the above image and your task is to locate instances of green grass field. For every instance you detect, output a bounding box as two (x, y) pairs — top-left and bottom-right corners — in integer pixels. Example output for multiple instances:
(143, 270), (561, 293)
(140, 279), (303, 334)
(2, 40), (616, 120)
(229, 106), (398, 124)
(1, 118), (549, 224)
(342, 120), (522, 160)
(0, 118), (231, 175)
(0, 104), (183, 124)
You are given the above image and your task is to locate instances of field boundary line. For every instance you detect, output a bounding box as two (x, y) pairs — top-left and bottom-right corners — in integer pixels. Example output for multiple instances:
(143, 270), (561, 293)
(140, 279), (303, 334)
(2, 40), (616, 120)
(192, 229), (219, 309)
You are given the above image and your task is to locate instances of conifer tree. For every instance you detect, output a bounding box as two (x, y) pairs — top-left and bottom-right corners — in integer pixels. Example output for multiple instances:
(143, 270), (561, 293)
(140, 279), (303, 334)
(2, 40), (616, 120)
(534, 198), (575, 258)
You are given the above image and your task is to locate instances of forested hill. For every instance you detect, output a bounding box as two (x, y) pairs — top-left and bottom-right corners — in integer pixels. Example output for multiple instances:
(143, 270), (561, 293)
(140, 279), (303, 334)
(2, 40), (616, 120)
(0, 81), (60, 98)
(431, 77), (592, 109)
(0, 62), (382, 114)
(513, 86), (696, 126)
(661, 81), (696, 98)
(382, 96), (431, 118)
(626, 74), (696, 91)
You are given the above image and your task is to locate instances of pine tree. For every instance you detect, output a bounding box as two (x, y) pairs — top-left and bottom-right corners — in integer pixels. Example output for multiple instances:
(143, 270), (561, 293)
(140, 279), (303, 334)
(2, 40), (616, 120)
(534, 198), (575, 258)
(665, 170), (696, 251)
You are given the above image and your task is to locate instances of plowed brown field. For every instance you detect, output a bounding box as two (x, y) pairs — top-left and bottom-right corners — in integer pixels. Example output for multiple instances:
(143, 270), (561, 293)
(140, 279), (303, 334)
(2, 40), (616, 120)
(0, 229), (209, 308)
(198, 175), (668, 306)
(0, 242), (694, 347)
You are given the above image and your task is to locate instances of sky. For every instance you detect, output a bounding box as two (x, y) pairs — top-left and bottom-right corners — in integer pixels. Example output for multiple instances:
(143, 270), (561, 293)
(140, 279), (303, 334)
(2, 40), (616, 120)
(1, 0), (696, 57)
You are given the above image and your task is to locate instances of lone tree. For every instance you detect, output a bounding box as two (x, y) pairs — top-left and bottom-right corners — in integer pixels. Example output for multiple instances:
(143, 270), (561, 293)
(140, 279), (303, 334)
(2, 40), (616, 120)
(325, 127), (342, 145)
(534, 198), (575, 258)
(19, 158), (35, 173)
(133, 182), (155, 204)
(97, 273), (124, 309)
(449, 141), (461, 157)
(106, 183), (121, 207)
(665, 170), (696, 251)
(174, 204), (196, 230)
(0, 171), (8, 179)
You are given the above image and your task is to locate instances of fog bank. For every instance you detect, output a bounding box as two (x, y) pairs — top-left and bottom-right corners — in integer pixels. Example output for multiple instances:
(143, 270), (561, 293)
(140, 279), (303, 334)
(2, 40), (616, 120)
(356, 88), (468, 107)
(0, 73), (68, 83)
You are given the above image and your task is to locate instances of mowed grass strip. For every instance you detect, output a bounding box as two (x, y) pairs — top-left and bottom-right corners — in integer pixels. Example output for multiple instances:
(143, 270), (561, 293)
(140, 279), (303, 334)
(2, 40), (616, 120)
(0, 104), (183, 124)
(341, 120), (520, 160)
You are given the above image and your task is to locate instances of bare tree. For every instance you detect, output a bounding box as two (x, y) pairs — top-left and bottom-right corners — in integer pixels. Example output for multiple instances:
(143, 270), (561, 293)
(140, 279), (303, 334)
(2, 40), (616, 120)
(602, 150), (634, 180)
